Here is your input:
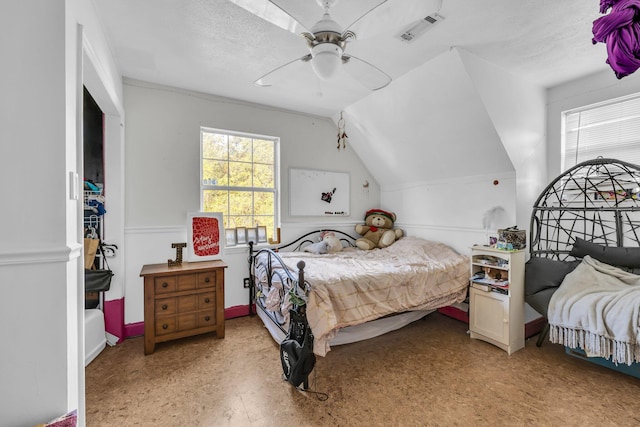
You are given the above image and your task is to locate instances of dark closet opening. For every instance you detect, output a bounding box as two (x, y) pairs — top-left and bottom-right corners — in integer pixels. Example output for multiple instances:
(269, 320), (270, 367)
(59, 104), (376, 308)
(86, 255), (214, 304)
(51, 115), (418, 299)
(83, 87), (104, 187)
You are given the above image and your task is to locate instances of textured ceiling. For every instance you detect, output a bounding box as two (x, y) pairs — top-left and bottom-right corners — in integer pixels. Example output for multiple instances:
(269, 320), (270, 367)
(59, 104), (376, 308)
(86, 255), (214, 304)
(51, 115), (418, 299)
(92, 0), (610, 117)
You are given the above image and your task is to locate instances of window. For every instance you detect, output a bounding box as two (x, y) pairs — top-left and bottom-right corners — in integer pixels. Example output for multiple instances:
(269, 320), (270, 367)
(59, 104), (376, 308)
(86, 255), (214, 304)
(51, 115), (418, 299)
(200, 128), (278, 242)
(562, 93), (640, 171)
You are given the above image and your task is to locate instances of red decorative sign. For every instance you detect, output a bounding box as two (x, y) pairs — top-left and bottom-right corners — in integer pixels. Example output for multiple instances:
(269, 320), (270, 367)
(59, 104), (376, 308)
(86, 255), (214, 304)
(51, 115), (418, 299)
(192, 216), (220, 256)
(187, 212), (223, 261)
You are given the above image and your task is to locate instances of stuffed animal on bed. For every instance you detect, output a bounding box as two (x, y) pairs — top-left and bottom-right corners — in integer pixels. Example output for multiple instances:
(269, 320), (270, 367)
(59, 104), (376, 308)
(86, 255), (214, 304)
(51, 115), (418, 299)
(355, 209), (403, 250)
(303, 231), (343, 254)
(320, 231), (342, 253)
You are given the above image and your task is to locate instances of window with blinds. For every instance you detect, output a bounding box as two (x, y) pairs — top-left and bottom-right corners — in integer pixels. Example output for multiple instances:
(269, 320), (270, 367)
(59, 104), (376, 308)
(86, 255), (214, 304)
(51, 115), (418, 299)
(562, 93), (640, 171)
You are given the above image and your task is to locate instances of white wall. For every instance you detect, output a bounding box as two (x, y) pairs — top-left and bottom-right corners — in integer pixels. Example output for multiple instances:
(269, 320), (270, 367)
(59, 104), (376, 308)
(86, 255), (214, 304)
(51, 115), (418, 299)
(547, 69), (640, 181)
(0, 1), (123, 425)
(122, 80), (380, 324)
(457, 49), (547, 234)
(342, 48), (546, 255)
(384, 172), (517, 255)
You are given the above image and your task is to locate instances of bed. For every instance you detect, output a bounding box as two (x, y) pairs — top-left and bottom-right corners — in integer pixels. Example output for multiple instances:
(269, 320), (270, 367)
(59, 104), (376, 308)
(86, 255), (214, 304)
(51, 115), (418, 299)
(526, 158), (640, 377)
(248, 231), (469, 357)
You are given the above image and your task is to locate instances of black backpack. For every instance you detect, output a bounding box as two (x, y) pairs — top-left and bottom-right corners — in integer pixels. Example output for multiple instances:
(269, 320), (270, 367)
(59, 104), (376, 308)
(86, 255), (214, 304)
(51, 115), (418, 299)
(280, 307), (316, 389)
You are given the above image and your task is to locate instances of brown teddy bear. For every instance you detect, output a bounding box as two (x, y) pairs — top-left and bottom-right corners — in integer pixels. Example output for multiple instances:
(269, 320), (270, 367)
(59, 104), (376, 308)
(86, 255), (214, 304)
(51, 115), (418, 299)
(355, 209), (403, 250)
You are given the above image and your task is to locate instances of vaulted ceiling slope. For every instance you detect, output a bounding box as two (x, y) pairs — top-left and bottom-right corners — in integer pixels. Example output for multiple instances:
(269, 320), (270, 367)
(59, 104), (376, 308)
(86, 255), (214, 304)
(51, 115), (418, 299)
(346, 48), (514, 186)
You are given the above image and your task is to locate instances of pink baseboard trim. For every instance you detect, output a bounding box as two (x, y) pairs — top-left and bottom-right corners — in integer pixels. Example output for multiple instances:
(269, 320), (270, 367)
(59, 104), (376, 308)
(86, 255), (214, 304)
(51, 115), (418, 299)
(122, 304), (253, 339)
(125, 322), (144, 339)
(438, 306), (469, 323)
(225, 305), (251, 319)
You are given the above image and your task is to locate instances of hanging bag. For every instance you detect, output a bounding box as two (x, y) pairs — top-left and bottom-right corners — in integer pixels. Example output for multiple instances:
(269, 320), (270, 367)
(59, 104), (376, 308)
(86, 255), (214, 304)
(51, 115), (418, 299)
(84, 240), (114, 308)
(280, 307), (316, 389)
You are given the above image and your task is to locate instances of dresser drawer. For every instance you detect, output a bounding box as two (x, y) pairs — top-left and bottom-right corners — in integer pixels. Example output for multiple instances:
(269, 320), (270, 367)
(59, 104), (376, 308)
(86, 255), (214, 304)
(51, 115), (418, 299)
(177, 295), (198, 312)
(155, 297), (176, 316)
(177, 273), (197, 291)
(198, 271), (216, 288)
(155, 317), (176, 335)
(198, 311), (216, 328)
(198, 292), (215, 309)
(177, 313), (197, 331)
(155, 276), (176, 294)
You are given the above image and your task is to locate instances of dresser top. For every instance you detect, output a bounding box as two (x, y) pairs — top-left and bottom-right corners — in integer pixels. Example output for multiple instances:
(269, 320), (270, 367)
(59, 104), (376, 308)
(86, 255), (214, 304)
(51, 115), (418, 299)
(140, 260), (227, 277)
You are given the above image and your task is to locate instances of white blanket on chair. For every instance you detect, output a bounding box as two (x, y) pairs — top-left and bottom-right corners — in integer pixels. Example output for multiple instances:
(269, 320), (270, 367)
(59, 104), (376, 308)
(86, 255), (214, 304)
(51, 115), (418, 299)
(548, 255), (640, 365)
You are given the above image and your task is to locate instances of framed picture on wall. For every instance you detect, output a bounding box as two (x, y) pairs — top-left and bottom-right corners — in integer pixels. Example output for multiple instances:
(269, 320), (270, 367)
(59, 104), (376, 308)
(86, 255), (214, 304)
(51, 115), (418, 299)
(186, 212), (223, 262)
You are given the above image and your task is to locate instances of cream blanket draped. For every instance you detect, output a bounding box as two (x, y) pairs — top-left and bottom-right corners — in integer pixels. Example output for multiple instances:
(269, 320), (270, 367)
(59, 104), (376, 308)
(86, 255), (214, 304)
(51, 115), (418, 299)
(548, 255), (640, 365)
(262, 237), (469, 356)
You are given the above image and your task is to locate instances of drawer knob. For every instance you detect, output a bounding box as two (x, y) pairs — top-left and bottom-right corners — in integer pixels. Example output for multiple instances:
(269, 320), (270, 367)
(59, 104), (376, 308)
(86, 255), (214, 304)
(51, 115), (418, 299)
(162, 282), (168, 288)
(204, 277), (210, 283)
(204, 298), (210, 303)
(205, 316), (211, 321)
(162, 324), (168, 330)
(162, 304), (168, 310)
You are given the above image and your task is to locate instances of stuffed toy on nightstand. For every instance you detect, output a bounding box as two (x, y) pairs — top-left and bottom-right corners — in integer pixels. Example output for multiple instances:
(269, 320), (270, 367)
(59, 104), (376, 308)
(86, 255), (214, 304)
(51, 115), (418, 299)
(355, 209), (403, 250)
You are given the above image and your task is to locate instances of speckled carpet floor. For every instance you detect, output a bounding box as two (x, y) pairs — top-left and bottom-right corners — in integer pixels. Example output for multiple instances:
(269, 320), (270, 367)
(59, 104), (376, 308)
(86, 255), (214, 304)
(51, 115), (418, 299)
(85, 312), (640, 426)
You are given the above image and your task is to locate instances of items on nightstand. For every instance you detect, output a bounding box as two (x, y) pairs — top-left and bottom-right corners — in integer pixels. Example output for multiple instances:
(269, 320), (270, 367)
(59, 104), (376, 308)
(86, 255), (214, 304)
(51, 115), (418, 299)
(469, 245), (525, 355)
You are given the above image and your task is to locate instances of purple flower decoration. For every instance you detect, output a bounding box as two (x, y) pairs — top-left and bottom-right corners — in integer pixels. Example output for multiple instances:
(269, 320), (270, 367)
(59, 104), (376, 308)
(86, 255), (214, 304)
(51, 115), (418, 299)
(593, 0), (640, 79)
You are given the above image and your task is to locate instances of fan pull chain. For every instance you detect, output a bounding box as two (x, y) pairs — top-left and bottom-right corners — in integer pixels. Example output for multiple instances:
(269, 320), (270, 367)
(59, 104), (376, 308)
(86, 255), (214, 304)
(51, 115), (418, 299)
(337, 112), (348, 150)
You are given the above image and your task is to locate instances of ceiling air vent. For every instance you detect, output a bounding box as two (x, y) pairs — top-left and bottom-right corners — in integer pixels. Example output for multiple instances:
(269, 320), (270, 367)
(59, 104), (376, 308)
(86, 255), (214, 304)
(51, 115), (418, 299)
(398, 13), (445, 43)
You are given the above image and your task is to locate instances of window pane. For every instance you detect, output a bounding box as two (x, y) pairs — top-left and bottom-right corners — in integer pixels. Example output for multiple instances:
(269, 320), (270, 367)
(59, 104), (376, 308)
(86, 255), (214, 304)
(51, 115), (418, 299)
(202, 159), (228, 186)
(203, 132), (228, 160)
(254, 139), (274, 164)
(254, 192), (274, 215)
(229, 215), (253, 228)
(203, 190), (229, 218)
(229, 161), (252, 187)
(229, 191), (252, 215)
(229, 136), (252, 162)
(253, 163), (274, 188)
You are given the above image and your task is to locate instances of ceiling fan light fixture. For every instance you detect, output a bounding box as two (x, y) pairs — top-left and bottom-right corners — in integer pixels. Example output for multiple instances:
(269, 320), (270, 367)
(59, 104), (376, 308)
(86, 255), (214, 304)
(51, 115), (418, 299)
(311, 43), (343, 80)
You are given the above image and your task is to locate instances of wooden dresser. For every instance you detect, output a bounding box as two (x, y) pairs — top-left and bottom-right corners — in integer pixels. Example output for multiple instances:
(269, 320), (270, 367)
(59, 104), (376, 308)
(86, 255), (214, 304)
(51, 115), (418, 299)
(140, 260), (227, 355)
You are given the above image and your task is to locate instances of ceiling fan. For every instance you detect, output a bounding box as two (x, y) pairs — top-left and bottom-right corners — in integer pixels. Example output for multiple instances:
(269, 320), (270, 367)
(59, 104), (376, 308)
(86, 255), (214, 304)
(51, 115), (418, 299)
(230, 0), (443, 91)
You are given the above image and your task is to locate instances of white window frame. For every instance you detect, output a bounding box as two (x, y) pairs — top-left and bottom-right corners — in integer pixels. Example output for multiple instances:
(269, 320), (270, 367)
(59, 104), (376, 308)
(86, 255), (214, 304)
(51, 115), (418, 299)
(562, 92), (640, 171)
(200, 127), (280, 243)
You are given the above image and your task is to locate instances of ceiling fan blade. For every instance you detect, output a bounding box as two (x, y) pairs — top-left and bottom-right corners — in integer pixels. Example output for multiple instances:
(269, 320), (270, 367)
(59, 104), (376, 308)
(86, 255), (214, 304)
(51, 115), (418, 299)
(254, 54), (312, 87)
(345, 0), (442, 39)
(342, 55), (391, 91)
(228, 0), (310, 34)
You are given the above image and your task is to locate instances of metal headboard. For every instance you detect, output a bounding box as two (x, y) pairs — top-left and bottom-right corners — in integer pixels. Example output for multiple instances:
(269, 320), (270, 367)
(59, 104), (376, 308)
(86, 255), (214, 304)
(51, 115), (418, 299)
(529, 158), (640, 260)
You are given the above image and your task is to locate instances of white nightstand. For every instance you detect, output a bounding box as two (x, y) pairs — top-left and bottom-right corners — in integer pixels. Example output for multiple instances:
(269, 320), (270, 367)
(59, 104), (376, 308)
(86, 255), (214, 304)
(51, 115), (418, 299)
(468, 246), (525, 355)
